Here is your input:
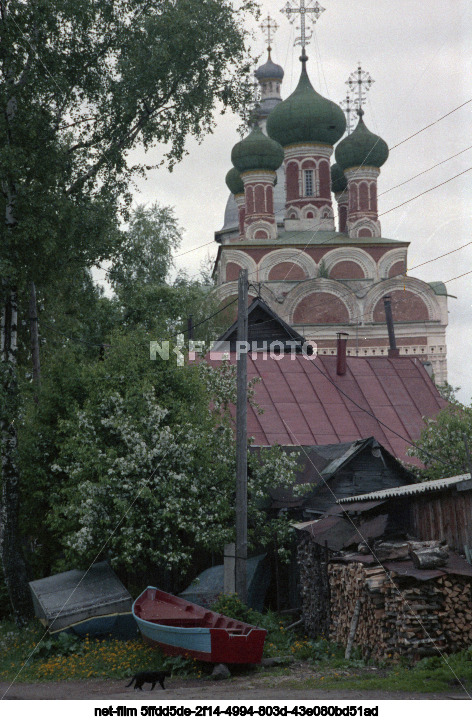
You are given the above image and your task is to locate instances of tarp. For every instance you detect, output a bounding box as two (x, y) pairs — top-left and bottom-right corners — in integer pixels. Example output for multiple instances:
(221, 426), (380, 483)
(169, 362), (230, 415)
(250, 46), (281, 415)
(29, 561), (135, 636)
(179, 554), (270, 611)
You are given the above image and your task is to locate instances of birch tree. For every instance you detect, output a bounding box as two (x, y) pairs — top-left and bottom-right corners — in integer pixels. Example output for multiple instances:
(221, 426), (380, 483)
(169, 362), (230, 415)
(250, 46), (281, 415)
(0, 0), (256, 623)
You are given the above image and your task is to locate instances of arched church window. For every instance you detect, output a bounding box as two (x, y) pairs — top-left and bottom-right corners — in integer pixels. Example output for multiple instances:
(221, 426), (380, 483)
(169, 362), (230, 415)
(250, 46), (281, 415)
(304, 169), (314, 196)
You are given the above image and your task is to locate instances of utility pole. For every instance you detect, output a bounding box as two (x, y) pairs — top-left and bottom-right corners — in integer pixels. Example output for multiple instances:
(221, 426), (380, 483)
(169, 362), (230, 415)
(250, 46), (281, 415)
(187, 315), (194, 341)
(235, 268), (248, 603)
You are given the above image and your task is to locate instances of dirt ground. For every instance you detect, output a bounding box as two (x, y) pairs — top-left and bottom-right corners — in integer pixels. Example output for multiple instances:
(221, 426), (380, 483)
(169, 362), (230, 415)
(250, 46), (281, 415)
(1, 664), (470, 701)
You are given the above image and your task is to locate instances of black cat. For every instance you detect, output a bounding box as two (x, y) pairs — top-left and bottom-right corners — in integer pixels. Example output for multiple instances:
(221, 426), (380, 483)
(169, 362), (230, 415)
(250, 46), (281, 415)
(126, 671), (168, 691)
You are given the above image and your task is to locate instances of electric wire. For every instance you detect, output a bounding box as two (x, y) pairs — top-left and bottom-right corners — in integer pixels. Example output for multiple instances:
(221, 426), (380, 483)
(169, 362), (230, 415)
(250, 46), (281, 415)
(279, 418), (471, 700)
(379, 145), (472, 196)
(390, 99), (472, 151)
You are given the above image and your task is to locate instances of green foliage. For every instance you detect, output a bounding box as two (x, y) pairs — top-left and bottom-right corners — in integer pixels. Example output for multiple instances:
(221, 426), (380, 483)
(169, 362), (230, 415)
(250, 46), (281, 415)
(407, 401), (472, 479)
(109, 204), (181, 294)
(211, 593), (265, 626)
(1, 0), (260, 623)
(436, 382), (460, 403)
(318, 260), (329, 278)
(211, 595), (346, 663)
(31, 632), (85, 660)
(42, 341), (299, 579)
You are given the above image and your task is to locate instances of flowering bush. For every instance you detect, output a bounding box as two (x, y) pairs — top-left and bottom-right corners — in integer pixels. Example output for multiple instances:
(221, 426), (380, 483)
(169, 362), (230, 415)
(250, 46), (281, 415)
(48, 356), (299, 576)
(407, 401), (472, 479)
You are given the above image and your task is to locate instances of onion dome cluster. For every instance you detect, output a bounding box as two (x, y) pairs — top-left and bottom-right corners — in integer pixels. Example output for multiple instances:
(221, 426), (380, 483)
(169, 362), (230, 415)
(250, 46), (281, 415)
(330, 163), (348, 194)
(255, 54), (284, 83)
(225, 167), (245, 196)
(231, 126), (284, 174)
(335, 110), (389, 171)
(266, 66), (346, 147)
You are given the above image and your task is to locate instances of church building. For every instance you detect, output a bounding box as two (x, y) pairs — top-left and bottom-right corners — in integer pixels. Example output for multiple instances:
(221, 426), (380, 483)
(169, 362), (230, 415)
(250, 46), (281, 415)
(212, 13), (449, 385)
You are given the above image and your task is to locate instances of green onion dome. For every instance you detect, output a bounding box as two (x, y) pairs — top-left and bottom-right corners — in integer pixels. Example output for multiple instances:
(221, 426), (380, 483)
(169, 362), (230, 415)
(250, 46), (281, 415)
(231, 126), (284, 174)
(266, 65), (346, 147)
(331, 163), (348, 194)
(335, 110), (389, 171)
(225, 167), (245, 196)
(255, 53), (284, 82)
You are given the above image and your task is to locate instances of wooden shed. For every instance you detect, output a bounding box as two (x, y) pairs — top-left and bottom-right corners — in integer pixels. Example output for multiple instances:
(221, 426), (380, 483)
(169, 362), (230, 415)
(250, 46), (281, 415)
(339, 473), (472, 556)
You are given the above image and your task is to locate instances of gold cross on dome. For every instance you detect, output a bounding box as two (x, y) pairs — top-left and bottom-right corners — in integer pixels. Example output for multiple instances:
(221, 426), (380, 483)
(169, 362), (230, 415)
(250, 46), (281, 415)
(280, 1), (326, 49)
(260, 14), (279, 53)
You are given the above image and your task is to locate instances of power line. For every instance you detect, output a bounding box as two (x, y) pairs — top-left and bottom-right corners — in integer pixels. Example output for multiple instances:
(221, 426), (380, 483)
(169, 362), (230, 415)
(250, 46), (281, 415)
(379, 145), (472, 196)
(443, 269), (472, 284)
(409, 241), (472, 272)
(277, 325), (452, 468)
(40, 296), (239, 350)
(380, 166), (472, 217)
(279, 418), (471, 697)
(175, 240), (215, 258)
(390, 99), (472, 151)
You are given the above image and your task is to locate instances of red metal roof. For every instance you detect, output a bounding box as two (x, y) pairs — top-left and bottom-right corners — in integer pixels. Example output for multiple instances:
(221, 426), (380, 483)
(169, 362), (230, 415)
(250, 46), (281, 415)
(206, 353), (447, 464)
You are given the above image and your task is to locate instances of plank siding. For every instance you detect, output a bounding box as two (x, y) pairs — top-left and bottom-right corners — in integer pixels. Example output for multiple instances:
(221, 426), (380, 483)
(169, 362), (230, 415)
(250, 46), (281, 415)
(410, 491), (472, 552)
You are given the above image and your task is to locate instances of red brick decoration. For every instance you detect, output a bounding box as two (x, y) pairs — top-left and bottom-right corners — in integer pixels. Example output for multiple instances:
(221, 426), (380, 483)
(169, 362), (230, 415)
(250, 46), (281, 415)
(219, 294), (256, 323)
(268, 262), (307, 281)
(373, 290), (430, 322)
(329, 261), (365, 279)
(388, 261), (407, 278)
(225, 262), (243, 282)
(338, 201), (348, 233)
(286, 162), (299, 202)
(293, 292), (350, 324)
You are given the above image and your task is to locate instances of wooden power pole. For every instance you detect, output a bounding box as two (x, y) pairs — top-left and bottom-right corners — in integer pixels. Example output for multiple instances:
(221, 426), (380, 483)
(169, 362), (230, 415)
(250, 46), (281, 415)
(235, 268), (248, 603)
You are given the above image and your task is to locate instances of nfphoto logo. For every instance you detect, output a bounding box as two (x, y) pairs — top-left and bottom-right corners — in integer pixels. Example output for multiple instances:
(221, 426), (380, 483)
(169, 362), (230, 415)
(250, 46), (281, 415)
(150, 337), (317, 366)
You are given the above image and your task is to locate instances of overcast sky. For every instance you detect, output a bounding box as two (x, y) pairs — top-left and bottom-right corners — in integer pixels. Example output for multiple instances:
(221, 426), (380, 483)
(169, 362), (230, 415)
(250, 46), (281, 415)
(99, 1), (472, 403)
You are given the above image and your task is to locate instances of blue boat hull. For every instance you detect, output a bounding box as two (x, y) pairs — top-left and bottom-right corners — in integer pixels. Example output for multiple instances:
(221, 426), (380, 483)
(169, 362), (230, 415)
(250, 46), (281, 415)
(132, 587), (267, 663)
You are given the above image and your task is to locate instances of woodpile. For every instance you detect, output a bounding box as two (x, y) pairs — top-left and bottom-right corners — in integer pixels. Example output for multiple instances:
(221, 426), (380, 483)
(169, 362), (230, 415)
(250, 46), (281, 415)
(297, 536), (332, 638)
(437, 576), (472, 651)
(328, 562), (472, 661)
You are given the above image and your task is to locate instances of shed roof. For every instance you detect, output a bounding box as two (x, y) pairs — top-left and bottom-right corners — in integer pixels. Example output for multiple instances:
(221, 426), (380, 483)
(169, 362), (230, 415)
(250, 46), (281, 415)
(338, 473), (471, 503)
(253, 437), (413, 509)
(206, 353), (447, 464)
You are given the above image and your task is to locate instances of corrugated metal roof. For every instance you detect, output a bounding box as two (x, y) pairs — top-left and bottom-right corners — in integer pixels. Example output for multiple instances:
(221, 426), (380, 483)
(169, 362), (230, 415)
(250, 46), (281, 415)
(338, 473), (471, 503)
(206, 353), (447, 464)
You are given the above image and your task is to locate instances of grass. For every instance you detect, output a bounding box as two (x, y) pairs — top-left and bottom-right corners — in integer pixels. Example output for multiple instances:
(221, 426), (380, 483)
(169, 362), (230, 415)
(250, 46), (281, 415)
(1, 607), (471, 694)
(0, 620), (207, 684)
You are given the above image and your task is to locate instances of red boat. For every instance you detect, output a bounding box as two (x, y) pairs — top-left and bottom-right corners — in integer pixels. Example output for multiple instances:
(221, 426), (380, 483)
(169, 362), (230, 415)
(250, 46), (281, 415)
(132, 587), (267, 664)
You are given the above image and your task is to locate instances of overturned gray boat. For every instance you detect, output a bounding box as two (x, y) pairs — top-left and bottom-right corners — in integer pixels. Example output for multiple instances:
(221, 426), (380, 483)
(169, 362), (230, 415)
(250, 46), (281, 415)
(29, 561), (138, 639)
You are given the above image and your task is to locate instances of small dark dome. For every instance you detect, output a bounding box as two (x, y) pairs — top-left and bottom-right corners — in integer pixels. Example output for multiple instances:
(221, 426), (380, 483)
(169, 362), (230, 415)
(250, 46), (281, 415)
(331, 163), (347, 194)
(225, 167), (244, 196)
(255, 53), (284, 82)
(266, 66), (346, 147)
(335, 111), (389, 171)
(231, 126), (284, 174)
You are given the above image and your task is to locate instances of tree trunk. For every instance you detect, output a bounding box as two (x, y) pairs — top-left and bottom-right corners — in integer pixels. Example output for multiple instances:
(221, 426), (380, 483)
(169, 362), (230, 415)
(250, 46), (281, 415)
(0, 287), (34, 624)
(29, 280), (41, 396)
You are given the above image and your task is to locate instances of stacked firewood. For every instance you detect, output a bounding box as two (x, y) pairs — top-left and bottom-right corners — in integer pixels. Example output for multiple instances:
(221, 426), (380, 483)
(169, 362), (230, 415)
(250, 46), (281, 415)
(328, 562), (471, 660)
(297, 535), (332, 638)
(436, 576), (472, 651)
